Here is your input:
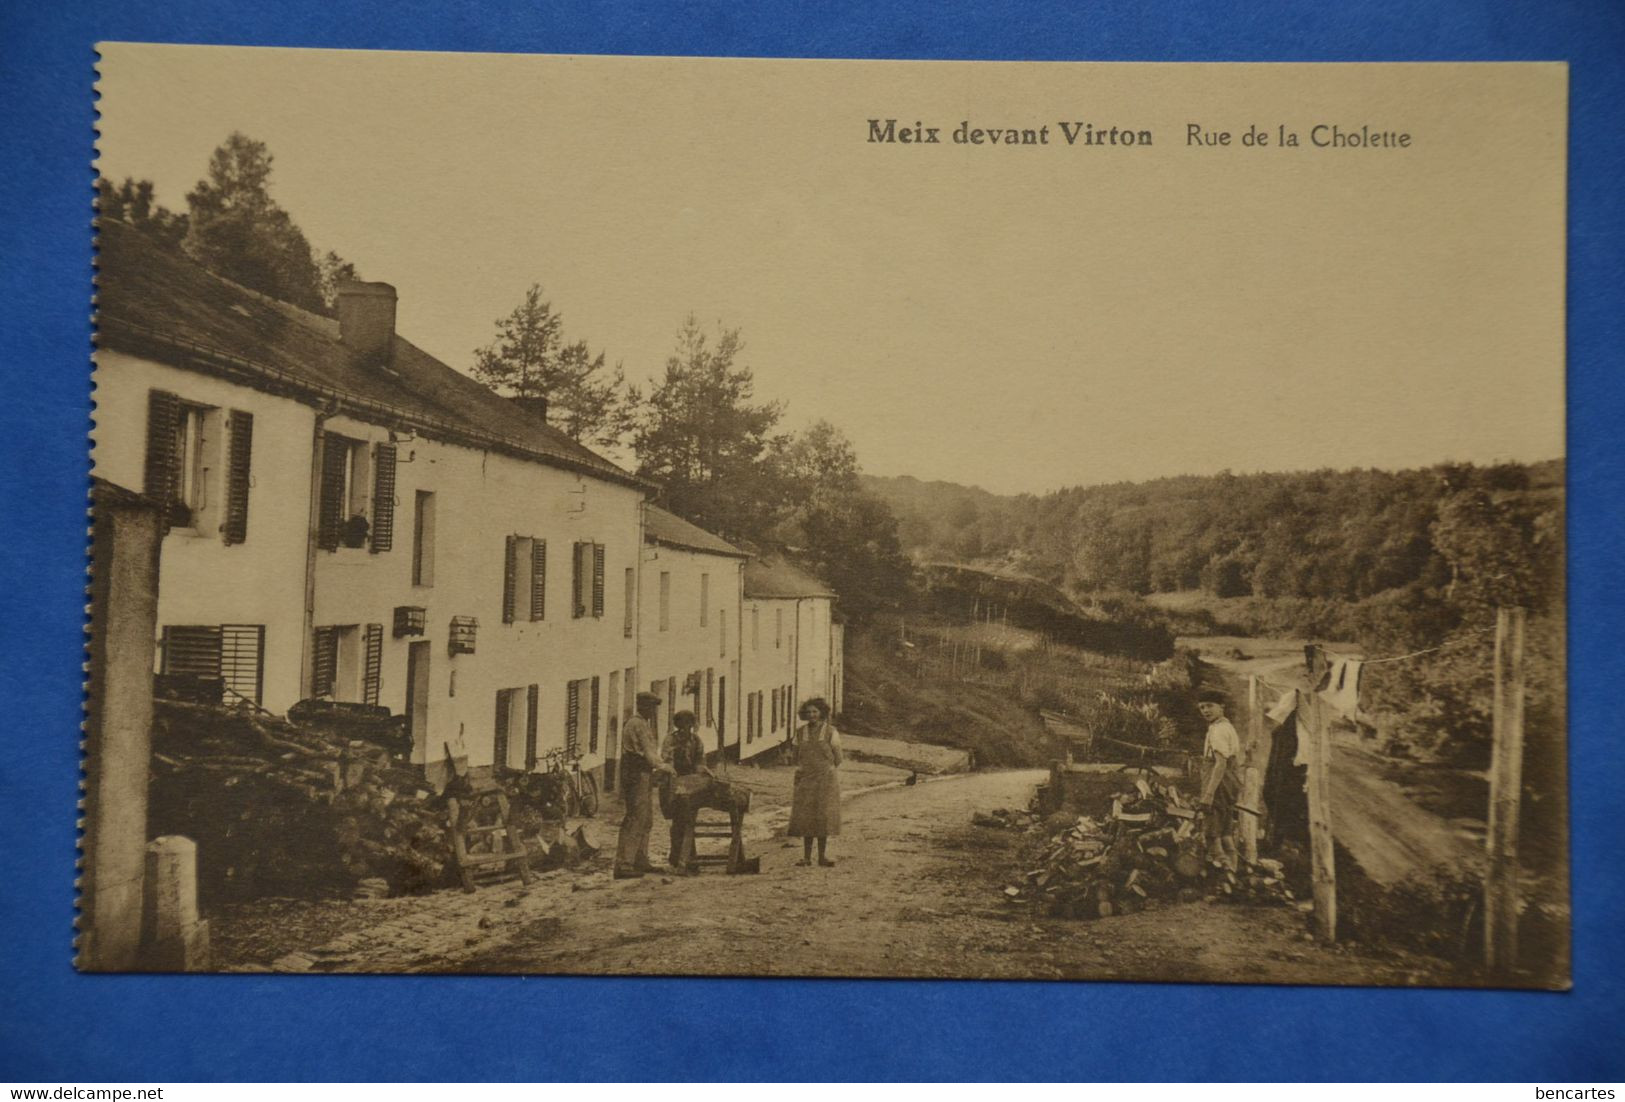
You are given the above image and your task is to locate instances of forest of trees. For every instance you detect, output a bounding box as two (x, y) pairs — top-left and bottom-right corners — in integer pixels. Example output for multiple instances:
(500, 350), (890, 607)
(869, 462), (1566, 766)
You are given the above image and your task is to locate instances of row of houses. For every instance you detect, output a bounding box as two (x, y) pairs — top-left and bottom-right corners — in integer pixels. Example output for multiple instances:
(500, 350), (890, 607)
(93, 219), (843, 787)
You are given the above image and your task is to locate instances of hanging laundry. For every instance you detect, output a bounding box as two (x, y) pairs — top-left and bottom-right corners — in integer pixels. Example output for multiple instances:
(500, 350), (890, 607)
(1319, 658), (1364, 719)
(1266, 686), (1297, 724)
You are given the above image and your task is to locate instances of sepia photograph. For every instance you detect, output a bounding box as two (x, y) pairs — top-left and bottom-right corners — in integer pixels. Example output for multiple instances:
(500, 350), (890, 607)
(84, 47), (1568, 989)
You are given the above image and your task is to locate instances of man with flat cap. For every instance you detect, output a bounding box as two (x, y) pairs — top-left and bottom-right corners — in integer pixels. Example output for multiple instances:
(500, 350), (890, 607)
(1196, 688), (1243, 872)
(614, 691), (668, 879)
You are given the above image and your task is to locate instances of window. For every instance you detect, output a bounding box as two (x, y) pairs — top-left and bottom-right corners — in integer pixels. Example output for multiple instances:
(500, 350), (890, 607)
(623, 567), (635, 637)
(700, 574), (710, 627)
(571, 542), (606, 619)
(776, 608), (784, 649)
(493, 687), (524, 771)
(752, 607), (760, 652)
(659, 572), (671, 631)
(311, 624), (363, 700)
(502, 536), (546, 623)
(606, 670), (621, 748)
(145, 390), (235, 534)
(317, 434), (371, 550)
(411, 491), (435, 587)
(160, 624), (265, 706)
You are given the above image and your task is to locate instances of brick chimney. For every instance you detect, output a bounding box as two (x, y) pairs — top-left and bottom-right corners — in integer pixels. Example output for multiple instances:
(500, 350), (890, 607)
(335, 281), (397, 369)
(509, 395), (549, 425)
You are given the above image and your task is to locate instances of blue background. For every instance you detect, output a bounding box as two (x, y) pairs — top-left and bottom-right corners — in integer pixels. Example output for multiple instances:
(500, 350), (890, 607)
(2, 0), (1622, 1083)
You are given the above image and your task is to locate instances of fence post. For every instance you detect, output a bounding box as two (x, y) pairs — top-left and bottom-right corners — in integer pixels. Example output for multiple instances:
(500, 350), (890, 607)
(1301, 658), (1337, 942)
(1485, 606), (1527, 973)
(1242, 675), (1264, 866)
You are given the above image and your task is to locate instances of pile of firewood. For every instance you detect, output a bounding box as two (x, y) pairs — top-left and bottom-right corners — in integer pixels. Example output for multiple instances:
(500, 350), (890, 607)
(149, 700), (457, 903)
(983, 774), (1296, 919)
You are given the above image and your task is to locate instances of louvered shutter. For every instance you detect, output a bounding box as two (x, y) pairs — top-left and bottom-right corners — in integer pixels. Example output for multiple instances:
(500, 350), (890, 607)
(589, 676), (601, 753)
(370, 443), (396, 552)
(219, 624), (264, 706)
(591, 544), (606, 618)
(143, 390), (182, 527)
(311, 627), (339, 697)
(502, 535), (518, 623)
(317, 438), (348, 551)
(571, 542), (586, 618)
(493, 692), (511, 770)
(566, 679), (581, 756)
(362, 623), (383, 705)
(705, 668), (714, 726)
(529, 539), (547, 621)
(162, 625), (222, 677)
(222, 410), (253, 545)
(525, 684), (540, 769)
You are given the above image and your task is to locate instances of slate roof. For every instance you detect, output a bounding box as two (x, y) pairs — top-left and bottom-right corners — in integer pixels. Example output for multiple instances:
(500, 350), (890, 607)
(95, 219), (643, 488)
(643, 505), (749, 558)
(743, 555), (836, 600)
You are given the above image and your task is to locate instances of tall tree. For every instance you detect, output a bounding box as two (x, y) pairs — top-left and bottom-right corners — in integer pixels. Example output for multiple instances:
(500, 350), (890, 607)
(182, 132), (355, 313)
(632, 316), (785, 541)
(471, 284), (635, 450)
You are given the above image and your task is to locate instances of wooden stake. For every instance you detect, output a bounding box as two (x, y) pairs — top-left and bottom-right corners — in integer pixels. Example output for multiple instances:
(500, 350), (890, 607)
(1485, 606), (1527, 973)
(1302, 682), (1337, 942)
(1242, 675), (1264, 866)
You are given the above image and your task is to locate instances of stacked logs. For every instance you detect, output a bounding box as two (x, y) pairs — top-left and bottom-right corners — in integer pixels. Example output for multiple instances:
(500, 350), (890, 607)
(985, 774), (1296, 919)
(148, 700), (456, 903)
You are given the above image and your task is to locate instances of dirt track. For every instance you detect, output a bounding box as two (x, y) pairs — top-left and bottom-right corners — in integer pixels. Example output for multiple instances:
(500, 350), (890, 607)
(351, 769), (1449, 985)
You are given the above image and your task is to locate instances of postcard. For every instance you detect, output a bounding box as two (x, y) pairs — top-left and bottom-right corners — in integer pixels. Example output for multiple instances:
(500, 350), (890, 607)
(85, 47), (1567, 987)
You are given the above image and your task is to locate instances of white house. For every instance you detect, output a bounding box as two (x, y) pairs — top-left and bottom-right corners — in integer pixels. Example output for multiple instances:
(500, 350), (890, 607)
(94, 220), (647, 784)
(636, 506), (748, 766)
(739, 555), (841, 762)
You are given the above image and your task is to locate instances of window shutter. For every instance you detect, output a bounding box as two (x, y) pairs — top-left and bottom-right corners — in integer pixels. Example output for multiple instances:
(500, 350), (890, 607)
(566, 679), (581, 756)
(623, 568), (635, 638)
(143, 390), (182, 527)
(525, 683), (540, 769)
(571, 542), (586, 618)
(311, 627), (339, 697)
(222, 410), (253, 545)
(502, 535), (518, 623)
(529, 539), (547, 621)
(493, 692), (511, 771)
(361, 623), (383, 705)
(589, 676), (601, 753)
(370, 443), (396, 552)
(220, 624), (265, 706)
(317, 437), (348, 551)
(162, 625), (222, 678)
(592, 544), (606, 619)
(705, 669), (714, 726)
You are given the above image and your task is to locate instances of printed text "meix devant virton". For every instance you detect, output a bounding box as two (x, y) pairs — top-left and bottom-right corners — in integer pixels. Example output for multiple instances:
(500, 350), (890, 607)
(867, 119), (1153, 146)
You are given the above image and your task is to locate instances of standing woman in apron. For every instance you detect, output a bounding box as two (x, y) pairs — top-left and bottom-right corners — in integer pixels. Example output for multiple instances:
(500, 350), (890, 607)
(787, 697), (842, 867)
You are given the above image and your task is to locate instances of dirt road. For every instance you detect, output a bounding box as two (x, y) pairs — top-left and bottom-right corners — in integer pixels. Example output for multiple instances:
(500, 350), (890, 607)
(260, 768), (1451, 984)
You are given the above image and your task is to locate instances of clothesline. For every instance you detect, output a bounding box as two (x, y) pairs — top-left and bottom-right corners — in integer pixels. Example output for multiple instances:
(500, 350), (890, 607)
(1320, 627), (1494, 668)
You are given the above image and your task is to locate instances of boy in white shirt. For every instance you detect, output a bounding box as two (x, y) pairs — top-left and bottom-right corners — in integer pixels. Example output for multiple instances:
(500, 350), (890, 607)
(1197, 689), (1243, 871)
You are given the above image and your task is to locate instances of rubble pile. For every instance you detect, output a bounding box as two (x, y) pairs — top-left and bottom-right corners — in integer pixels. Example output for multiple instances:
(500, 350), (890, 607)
(979, 774), (1296, 919)
(149, 700), (458, 903)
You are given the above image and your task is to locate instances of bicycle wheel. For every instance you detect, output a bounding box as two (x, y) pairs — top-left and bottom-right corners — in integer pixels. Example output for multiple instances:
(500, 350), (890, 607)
(578, 773), (599, 818)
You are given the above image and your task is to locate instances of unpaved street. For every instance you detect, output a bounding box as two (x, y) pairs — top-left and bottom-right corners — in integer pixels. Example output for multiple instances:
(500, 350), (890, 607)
(268, 768), (1452, 985)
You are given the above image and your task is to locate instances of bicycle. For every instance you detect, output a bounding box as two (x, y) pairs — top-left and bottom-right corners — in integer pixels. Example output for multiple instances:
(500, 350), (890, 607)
(538, 747), (600, 818)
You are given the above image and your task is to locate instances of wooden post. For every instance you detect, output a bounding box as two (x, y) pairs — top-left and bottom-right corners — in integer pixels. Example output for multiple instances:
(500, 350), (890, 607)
(1302, 684), (1337, 942)
(1241, 676), (1265, 866)
(1484, 606), (1527, 973)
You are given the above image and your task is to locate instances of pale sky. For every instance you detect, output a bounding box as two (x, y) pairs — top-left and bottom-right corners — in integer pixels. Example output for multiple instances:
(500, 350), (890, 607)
(97, 47), (1566, 495)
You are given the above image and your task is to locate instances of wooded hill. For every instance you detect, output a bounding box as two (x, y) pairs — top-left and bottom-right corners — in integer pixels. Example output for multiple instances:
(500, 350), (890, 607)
(865, 459), (1563, 611)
